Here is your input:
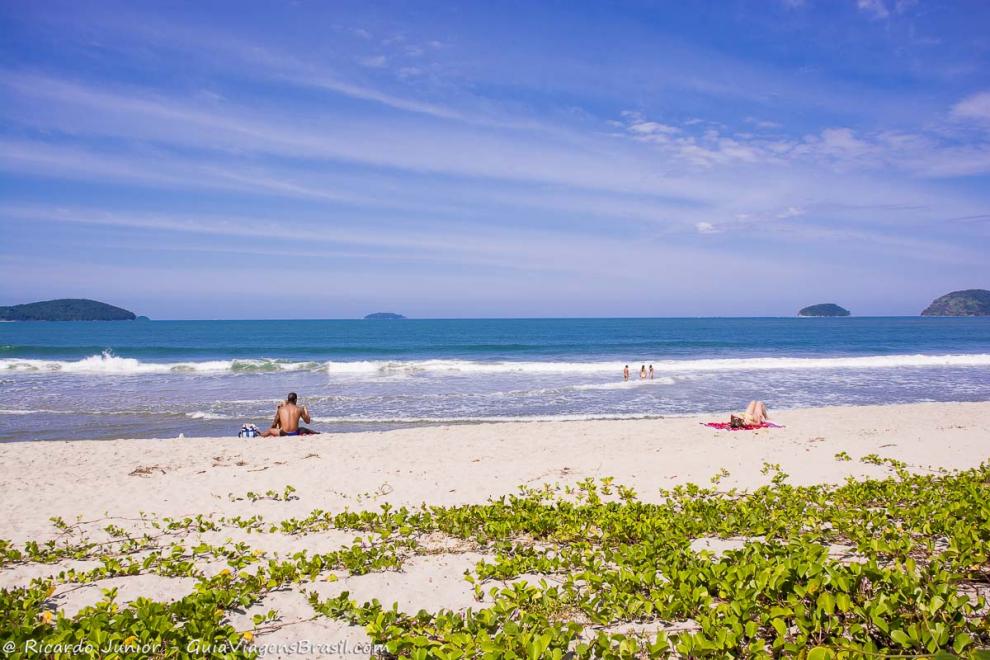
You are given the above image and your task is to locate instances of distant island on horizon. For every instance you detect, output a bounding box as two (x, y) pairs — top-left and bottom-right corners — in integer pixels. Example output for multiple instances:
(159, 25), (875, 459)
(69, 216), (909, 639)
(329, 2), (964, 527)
(0, 298), (140, 321)
(6, 291), (990, 321)
(921, 289), (990, 317)
(798, 303), (851, 317)
(364, 312), (407, 320)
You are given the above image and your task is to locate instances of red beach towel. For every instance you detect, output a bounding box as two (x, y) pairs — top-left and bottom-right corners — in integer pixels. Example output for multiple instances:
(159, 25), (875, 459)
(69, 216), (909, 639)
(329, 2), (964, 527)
(702, 422), (783, 431)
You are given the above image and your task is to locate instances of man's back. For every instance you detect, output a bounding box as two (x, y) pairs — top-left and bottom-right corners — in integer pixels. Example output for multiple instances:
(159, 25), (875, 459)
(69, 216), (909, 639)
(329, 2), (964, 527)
(277, 402), (308, 432)
(261, 393), (315, 437)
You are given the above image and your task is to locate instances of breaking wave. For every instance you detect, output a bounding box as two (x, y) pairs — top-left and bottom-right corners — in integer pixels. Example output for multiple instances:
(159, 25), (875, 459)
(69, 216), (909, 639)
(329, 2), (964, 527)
(0, 351), (320, 374)
(2, 351), (989, 376)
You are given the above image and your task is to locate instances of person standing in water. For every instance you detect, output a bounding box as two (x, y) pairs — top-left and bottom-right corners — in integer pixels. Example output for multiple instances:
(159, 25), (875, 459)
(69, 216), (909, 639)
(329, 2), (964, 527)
(623, 365), (630, 381)
(649, 364), (654, 380)
(640, 365), (647, 379)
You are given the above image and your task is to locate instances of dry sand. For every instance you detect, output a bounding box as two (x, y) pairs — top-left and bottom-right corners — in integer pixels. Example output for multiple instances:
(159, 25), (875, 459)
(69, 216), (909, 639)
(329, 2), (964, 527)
(1, 401), (988, 656)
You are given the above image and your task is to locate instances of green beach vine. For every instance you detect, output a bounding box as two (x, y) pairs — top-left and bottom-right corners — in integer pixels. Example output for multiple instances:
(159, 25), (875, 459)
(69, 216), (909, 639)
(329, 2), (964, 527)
(1, 457), (989, 658)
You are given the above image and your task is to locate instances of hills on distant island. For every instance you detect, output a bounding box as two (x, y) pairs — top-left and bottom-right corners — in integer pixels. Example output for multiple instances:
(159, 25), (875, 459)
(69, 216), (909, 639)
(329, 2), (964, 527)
(921, 289), (990, 316)
(0, 299), (138, 321)
(364, 312), (406, 320)
(4, 293), (986, 320)
(798, 303), (850, 317)
(795, 289), (990, 317)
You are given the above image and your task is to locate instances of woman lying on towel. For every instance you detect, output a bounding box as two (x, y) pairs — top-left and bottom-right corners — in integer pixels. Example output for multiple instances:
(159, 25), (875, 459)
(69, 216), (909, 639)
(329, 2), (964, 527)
(731, 400), (769, 428)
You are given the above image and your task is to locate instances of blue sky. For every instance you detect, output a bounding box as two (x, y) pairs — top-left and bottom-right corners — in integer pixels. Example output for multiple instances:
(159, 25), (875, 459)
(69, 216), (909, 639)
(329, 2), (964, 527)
(1, 0), (988, 318)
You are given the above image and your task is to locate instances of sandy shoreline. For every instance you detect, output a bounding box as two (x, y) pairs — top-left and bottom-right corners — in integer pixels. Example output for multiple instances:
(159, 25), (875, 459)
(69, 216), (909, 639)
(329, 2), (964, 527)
(3, 401), (989, 544)
(2, 400), (988, 656)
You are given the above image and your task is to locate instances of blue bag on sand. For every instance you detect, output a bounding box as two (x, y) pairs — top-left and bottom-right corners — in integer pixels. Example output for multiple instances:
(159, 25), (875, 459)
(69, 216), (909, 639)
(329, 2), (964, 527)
(238, 423), (261, 438)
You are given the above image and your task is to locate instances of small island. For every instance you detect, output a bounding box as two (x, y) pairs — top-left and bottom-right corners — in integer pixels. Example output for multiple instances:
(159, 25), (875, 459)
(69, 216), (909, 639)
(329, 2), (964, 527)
(0, 298), (138, 321)
(921, 289), (990, 316)
(798, 303), (850, 317)
(364, 312), (406, 320)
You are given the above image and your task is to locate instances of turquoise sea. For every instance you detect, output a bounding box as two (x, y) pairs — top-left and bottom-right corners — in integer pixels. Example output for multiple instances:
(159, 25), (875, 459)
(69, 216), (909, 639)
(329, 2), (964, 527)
(1, 317), (988, 441)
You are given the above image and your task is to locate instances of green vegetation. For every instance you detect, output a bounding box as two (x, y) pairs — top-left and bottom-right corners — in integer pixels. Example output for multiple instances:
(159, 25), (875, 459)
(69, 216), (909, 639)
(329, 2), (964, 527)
(2, 458), (989, 658)
(921, 290), (990, 317)
(228, 485), (298, 503)
(0, 298), (137, 321)
(798, 304), (850, 317)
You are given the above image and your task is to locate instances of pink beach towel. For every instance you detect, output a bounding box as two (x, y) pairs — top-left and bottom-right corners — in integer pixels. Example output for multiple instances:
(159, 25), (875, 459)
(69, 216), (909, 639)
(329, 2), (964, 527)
(702, 421), (783, 431)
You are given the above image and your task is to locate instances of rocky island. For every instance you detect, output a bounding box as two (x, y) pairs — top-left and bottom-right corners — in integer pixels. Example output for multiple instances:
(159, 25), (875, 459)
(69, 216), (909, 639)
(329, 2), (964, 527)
(798, 303), (850, 317)
(0, 298), (138, 321)
(364, 312), (406, 320)
(921, 289), (990, 316)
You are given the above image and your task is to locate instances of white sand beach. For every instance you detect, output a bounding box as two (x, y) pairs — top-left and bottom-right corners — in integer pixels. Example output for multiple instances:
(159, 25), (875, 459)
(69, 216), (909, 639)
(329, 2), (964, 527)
(4, 402), (989, 542)
(2, 401), (988, 657)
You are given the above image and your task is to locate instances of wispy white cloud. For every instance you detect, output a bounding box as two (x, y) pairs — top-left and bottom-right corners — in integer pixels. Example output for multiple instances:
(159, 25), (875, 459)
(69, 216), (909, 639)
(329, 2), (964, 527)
(3, 70), (986, 261)
(4, 66), (986, 237)
(613, 109), (990, 178)
(6, 203), (843, 289)
(357, 54), (387, 68)
(777, 206), (805, 219)
(0, 204), (603, 275)
(620, 111), (681, 140)
(0, 73), (720, 200)
(0, 137), (381, 206)
(85, 17), (557, 133)
(744, 117), (782, 130)
(815, 128), (870, 156)
(9, 133), (973, 259)
(893, 0), (918, 14)
(856, 0), (890, 19)
(953, 91), (990, 123)
(49, 16), (470, 124)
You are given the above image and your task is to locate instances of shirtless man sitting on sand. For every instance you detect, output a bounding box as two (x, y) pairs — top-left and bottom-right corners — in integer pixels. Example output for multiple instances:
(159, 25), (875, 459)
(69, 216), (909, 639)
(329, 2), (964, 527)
(261, 392), (318, 436)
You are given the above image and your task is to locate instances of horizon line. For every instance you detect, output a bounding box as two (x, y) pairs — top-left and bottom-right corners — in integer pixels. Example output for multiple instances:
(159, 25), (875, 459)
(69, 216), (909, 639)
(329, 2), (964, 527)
(4, 314), (972, 322)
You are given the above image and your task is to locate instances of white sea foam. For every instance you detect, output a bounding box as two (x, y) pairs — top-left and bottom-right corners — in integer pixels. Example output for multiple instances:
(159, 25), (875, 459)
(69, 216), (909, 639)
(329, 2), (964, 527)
(2, 352), (989, 376)
(0, 351), (319, 374)
(324, 354), (990, 376)
(186, 411), (229, 420)
(0, 408), (76, 415)
(572, 377), (677, 390)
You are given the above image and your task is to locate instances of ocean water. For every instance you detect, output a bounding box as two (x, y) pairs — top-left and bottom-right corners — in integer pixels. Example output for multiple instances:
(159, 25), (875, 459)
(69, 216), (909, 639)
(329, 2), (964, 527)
(1, 318), (988, 441)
